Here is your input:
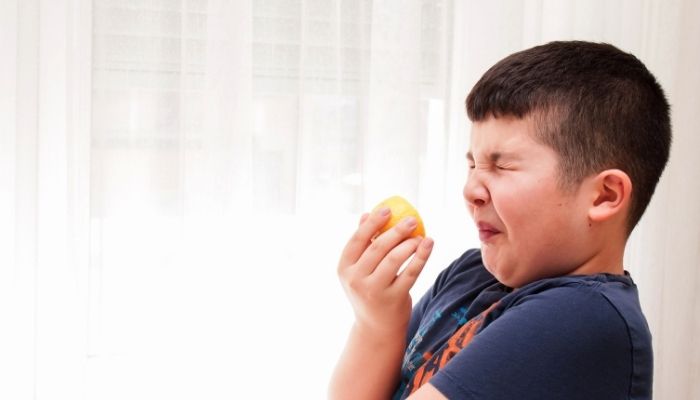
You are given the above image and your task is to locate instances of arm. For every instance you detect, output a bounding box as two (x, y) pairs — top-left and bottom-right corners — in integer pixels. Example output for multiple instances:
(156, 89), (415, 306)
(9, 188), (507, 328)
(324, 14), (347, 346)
(407, 383), (447, 400)
(328, 209), (434, 400)
(328, 321), (406, 400)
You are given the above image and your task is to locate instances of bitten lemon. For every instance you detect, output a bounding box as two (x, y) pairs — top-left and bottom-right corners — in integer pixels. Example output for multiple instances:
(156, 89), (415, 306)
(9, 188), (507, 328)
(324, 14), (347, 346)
(372, 195), (426, 238)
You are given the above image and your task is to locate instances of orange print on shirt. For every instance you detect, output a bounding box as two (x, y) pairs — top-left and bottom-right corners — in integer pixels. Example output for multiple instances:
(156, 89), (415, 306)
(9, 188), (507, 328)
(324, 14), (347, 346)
(408, 301), (500, 395)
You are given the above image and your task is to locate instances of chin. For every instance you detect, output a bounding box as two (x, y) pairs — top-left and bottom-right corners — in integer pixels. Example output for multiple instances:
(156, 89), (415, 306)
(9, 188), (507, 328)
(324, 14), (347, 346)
(493, 272), (519, 288)
(482, 257), (521, 288)
(481, 255), (509, 285)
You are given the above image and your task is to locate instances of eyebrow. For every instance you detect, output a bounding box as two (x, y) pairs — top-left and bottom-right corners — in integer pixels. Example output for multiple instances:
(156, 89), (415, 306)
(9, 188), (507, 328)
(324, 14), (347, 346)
(466, 151), (517, 163)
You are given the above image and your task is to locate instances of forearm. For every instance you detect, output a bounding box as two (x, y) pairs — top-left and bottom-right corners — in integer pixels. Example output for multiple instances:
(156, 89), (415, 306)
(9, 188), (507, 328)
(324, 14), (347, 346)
(328, 322), (406, 400)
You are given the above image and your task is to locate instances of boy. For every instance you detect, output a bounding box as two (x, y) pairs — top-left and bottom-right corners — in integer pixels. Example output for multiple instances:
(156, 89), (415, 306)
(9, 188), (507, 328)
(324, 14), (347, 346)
(329, 41), (670, 400)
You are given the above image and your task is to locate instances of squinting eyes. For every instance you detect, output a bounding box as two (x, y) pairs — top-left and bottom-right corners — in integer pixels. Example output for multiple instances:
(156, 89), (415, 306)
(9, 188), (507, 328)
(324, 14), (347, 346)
(467, 163), (509, 171)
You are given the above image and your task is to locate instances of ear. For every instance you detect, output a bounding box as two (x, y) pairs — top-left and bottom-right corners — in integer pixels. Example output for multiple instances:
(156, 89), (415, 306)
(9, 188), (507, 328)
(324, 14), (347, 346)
(588, 169), (632, 223)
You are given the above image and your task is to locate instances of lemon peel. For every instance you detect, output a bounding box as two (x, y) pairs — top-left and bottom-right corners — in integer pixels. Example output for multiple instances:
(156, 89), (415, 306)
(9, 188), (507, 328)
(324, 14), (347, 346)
(372, 195), (426, 238)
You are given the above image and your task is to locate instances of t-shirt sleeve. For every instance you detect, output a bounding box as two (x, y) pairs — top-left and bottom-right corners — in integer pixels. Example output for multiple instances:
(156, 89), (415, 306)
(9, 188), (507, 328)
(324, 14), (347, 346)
(429, 284), (634, 400)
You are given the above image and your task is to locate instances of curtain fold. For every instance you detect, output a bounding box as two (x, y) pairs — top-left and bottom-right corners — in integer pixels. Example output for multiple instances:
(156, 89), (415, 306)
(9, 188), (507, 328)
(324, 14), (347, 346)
(1, 0), (92, 399)
(1, 0), (699, 398)
(364, 0), (422, 201)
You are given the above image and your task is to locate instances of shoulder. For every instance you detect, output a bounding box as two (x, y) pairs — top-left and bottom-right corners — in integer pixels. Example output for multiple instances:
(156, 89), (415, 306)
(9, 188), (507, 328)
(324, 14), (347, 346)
(502, 281), (635, 345)
(431, 276), (651, 399)
(495, 281), (635, 357)
(407, 248), (497, 336)
(431, 248), (494, 294)
(439, 248), (485, 279)
(498, 277), (650, 361)
(505, 275), (651, 351)
(415, 248), (499, 318)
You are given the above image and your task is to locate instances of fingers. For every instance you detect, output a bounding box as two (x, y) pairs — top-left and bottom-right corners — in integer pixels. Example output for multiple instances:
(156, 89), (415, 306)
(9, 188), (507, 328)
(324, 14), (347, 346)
(352, 216), (421, 277)
(339, 207), (431, 291)
(392, 237), (433, 293)
(338, 208), (391, 274)
(358, 212), (370, 227)
(369, 236), (423, 286)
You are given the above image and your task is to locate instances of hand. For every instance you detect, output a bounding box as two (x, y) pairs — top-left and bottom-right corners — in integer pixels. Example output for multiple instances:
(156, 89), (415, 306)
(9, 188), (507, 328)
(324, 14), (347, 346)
(337, 207), (434, 338)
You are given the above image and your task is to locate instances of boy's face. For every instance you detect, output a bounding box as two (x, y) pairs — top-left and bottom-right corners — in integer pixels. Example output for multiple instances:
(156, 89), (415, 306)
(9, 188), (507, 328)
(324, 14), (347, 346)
(464, 115), (593, 288)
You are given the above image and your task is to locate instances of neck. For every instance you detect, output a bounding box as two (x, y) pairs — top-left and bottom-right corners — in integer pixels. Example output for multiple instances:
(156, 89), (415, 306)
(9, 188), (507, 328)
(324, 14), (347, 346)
(569, 241), (626, 277)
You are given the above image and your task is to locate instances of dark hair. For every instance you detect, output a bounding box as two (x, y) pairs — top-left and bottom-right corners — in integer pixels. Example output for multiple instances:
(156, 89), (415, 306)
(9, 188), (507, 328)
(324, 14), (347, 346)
(466, 41), (671, 233)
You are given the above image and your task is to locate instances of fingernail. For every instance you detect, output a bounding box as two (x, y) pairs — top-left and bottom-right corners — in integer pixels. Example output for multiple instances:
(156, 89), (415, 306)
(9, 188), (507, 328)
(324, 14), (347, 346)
(422, 238), (434, 250)
(379, 207), (391, 216)
(402, 217), (417, 228)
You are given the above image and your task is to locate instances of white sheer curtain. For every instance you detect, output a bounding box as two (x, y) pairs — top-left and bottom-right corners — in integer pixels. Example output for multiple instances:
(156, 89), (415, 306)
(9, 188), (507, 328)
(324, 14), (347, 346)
(1, 0), (699, 399)
(1, 0), (92, 398)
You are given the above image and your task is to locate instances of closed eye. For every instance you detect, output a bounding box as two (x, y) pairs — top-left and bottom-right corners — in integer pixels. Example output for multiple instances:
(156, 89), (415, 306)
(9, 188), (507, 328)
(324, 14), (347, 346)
(495, 162), (516, 171)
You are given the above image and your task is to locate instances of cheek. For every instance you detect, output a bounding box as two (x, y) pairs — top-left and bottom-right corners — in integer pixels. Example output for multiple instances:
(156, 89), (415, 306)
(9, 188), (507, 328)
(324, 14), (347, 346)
(514, 197), (582, 261)
(494, 182), (568, 246)
(491, 183), (531, 223)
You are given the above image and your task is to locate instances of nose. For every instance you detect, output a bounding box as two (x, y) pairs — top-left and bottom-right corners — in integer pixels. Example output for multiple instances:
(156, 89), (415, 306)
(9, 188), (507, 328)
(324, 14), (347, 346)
(463, 172), (490, 207)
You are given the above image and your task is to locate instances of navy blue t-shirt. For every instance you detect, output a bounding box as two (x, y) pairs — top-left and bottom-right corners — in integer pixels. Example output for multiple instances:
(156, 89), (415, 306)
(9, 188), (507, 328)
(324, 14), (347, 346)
(392, 249), (653, 400)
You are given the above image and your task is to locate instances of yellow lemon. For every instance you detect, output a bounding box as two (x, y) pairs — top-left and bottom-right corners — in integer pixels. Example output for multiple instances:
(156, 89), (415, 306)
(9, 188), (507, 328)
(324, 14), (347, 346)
(372, 195), (426, 238)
